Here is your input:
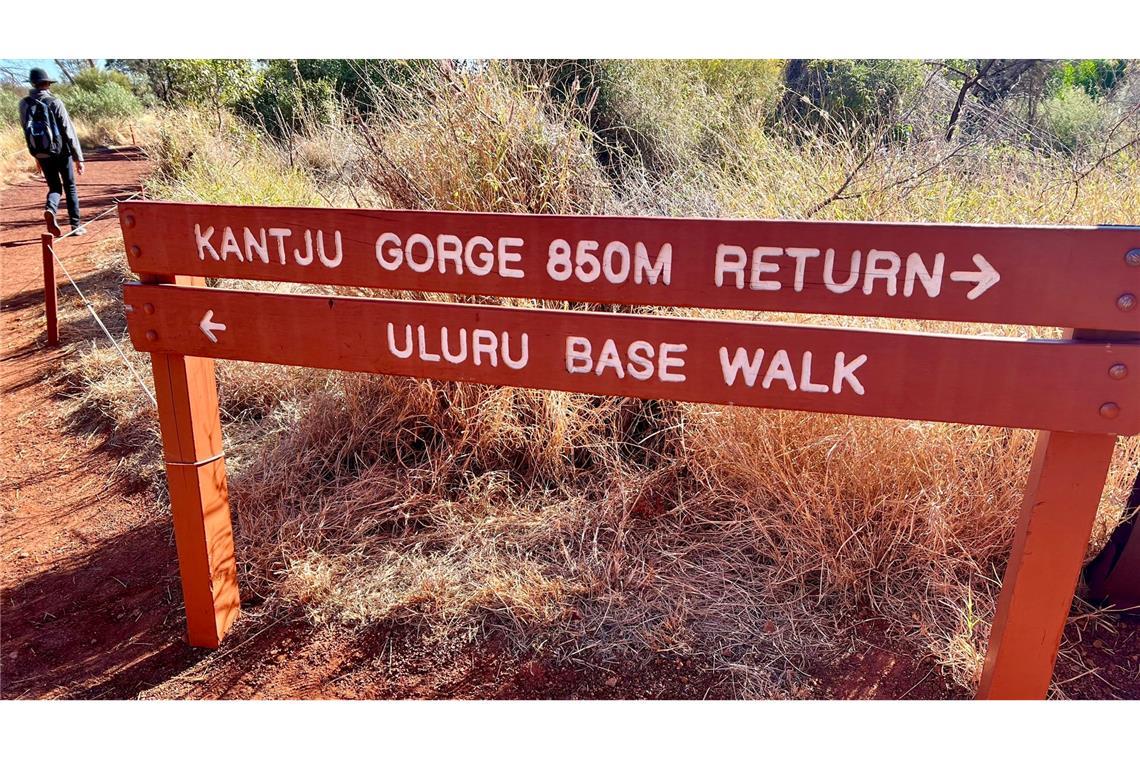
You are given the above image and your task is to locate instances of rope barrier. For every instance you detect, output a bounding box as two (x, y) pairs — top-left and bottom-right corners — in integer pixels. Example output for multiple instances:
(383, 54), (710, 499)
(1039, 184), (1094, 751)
(44, 192), (158, 407)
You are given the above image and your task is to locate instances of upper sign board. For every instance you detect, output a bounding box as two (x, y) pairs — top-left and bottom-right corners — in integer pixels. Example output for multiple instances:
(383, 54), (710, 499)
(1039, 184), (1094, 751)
(119, 202), (1140, 331)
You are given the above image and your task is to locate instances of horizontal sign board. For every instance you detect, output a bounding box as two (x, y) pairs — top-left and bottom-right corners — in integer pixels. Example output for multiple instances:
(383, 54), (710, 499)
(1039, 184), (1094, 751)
(123, 283), (1140, 435)
(119, 201), (1140, 330)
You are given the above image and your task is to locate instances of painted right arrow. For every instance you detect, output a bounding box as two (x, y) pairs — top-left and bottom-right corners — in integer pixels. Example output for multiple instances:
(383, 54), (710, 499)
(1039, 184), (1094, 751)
(199, 310), (227, 343)
(949, 254), (1001, 300)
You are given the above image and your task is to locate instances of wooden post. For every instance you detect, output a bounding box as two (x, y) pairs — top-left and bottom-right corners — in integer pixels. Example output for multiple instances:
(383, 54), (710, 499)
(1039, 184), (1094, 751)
(977, 430), (1117, 699)
(41, 234), (58, 346)
(147, 274), (240, 647)
(978, 326), (1133, 699)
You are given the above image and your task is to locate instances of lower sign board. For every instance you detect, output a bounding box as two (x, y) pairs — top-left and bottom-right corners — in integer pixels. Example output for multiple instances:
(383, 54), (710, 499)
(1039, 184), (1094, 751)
(123, 284), (1140, 436)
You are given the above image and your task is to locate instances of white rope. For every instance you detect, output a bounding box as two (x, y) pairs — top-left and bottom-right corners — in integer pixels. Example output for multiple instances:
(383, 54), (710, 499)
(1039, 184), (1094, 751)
(52, 191), (134, 240)
(46, 193), (158, 407)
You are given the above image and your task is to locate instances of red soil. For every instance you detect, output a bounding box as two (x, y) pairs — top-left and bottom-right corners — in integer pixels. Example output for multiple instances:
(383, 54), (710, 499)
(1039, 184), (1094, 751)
(1, 149), (1135, 700)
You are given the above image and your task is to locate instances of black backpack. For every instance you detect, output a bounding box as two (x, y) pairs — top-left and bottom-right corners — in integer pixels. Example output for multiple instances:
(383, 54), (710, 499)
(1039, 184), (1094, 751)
(23, 97), (63, 159)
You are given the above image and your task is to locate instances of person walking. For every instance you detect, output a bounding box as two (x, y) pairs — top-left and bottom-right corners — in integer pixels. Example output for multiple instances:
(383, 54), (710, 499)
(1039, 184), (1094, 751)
(19, 67), (86, 237)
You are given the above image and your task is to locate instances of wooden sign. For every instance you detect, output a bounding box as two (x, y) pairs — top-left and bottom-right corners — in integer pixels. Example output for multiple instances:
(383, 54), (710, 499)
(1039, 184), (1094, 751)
(123, 283), (1139, 436)
(117, 201), (1140, 701)
(119, 201), (1140, 330)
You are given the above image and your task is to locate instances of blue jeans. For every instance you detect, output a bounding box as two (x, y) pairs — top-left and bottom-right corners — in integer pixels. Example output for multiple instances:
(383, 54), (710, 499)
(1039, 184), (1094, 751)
(39, 154), (80, 227)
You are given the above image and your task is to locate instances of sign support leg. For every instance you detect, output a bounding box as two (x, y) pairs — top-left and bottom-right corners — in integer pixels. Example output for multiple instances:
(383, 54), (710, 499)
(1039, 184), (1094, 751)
(147, 275), (239, 647)
(41, 234), (58, 346)
(977, 430), (1117, 699)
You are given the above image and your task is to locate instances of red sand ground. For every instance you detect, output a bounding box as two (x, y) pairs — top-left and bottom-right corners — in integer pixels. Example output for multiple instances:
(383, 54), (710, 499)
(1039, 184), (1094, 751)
(1, 149), (1136, 699)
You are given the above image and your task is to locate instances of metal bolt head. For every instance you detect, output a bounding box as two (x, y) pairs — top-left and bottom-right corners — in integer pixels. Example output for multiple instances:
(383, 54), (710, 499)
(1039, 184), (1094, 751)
(145, 330), (158, 341)
(1109, 363), (1128, 380)
(130, 245), (141, 256)
(123, 214), (136, 228)
(143, 303), (155, 315)
(1099, 402), (1120, 420)
(1127, 249), (1140, 267)
(1118, 293), (1137, 312)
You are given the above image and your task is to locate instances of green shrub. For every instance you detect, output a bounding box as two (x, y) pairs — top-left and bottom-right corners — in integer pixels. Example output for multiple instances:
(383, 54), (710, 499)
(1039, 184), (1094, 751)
(1038, 85), (1106, 153)
(147, 109), (322, 206)
(235, 59), (440, 136)
(69, 66), (135, 94)
(1051, 60), (1127, 100)
(236, 64), (339, 136)
(778, 59), (927, 136)
(1, 86), (23, 126)
(61, 81), (143, 122)
(518, 59), (784, 176)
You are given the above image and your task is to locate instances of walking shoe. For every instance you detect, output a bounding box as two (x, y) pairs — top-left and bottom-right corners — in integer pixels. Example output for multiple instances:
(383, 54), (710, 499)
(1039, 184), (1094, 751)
(44, 210), (62, 237)
(71, 225), (87, 237)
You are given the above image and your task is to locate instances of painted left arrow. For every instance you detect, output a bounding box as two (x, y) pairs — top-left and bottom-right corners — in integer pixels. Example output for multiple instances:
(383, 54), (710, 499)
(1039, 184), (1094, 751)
(199, 310), (227, 343)
(949, 254), (1001, 300)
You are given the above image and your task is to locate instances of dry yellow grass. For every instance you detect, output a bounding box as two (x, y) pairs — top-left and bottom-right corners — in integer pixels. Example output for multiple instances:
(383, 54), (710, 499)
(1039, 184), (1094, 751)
(1, 126), (37, 186)
(56, 62), (1140, 697)
(2, 113), (161, 188)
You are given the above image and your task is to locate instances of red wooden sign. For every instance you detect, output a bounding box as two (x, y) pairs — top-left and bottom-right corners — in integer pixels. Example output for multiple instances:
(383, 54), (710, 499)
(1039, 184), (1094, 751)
(119, 201), (1140, 330)
(123, 283), (1139, 436)
(117, 201), (1140, 700)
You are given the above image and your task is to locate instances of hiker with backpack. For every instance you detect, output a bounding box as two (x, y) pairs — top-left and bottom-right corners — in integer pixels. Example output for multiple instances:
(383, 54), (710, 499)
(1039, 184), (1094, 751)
(19, 67), (86, 237)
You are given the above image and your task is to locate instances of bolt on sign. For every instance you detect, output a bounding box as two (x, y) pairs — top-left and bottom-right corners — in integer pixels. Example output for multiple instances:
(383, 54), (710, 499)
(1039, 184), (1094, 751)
(118, 201), (1140, 699)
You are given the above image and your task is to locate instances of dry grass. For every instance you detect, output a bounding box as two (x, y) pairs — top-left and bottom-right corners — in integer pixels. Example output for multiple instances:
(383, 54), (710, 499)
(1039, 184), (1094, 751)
(2, 113), (160, 188)
(56, 62), (1140, 697)
(357, 64), (616, 214)
(74, 112), (160, 151)
(1, 126), (37, 186)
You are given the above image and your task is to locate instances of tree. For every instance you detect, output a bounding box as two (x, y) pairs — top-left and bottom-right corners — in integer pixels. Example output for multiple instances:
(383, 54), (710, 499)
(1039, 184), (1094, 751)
(52, 59), (97, 84)
(108, 59), (260, 127)
(940, 60), (1044, 140)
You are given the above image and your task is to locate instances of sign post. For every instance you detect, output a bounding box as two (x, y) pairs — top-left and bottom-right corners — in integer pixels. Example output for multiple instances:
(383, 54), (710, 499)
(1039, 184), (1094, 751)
(142, 272), (240, 647)
(41, 233), (58, 346)
(118, 202), (1139, 697)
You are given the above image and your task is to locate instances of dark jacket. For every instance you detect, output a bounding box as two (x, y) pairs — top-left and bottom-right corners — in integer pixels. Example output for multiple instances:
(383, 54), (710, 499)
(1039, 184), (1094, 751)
(19, 89), (84, 163)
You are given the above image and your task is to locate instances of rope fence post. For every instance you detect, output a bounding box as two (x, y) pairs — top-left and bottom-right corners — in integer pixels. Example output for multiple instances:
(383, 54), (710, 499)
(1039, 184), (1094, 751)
(41, 233), (58, 346)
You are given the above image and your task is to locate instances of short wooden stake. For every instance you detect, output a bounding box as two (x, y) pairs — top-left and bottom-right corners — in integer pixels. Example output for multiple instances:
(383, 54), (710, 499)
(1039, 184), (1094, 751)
(41, 234), (58, 346)
(147, 275), (240, 647)
(977, 430), (1117, 698)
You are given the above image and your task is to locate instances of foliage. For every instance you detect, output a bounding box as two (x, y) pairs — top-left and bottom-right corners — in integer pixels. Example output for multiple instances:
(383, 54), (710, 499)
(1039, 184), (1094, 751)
(229, 59), (441, 136)
(68, 66), (134, 94)
(779, 59), (927, 134)
(1038, 85), (1110, 153)
(1, 67), (145, 125)
(108, 59), (259, 112)
(0, 85), (22, 126)
(147, 109), (322, 206)
(1051, 59), (1127, 100)
(58, 81), (143, 122)
(282, 59), (436, 108)
(518, 59), (784, 174)
(237, 63), (338, 135)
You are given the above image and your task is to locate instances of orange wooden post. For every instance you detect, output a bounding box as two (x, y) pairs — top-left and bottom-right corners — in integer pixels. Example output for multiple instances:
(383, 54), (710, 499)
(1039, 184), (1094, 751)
(41, 234), (58, 346)
(977, 430), (1117, 699)
(978, 326), (1133, 699)
(146, 274), (240, 647)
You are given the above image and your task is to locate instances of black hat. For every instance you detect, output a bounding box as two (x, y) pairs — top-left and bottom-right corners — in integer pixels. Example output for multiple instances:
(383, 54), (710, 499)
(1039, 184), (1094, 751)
(29, 67), (56, 86)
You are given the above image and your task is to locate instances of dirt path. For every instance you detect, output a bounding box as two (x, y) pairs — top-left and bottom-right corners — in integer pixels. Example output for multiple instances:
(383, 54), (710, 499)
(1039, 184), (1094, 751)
(0, 148), (187, 698)
(1, 148), (1134, 700)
